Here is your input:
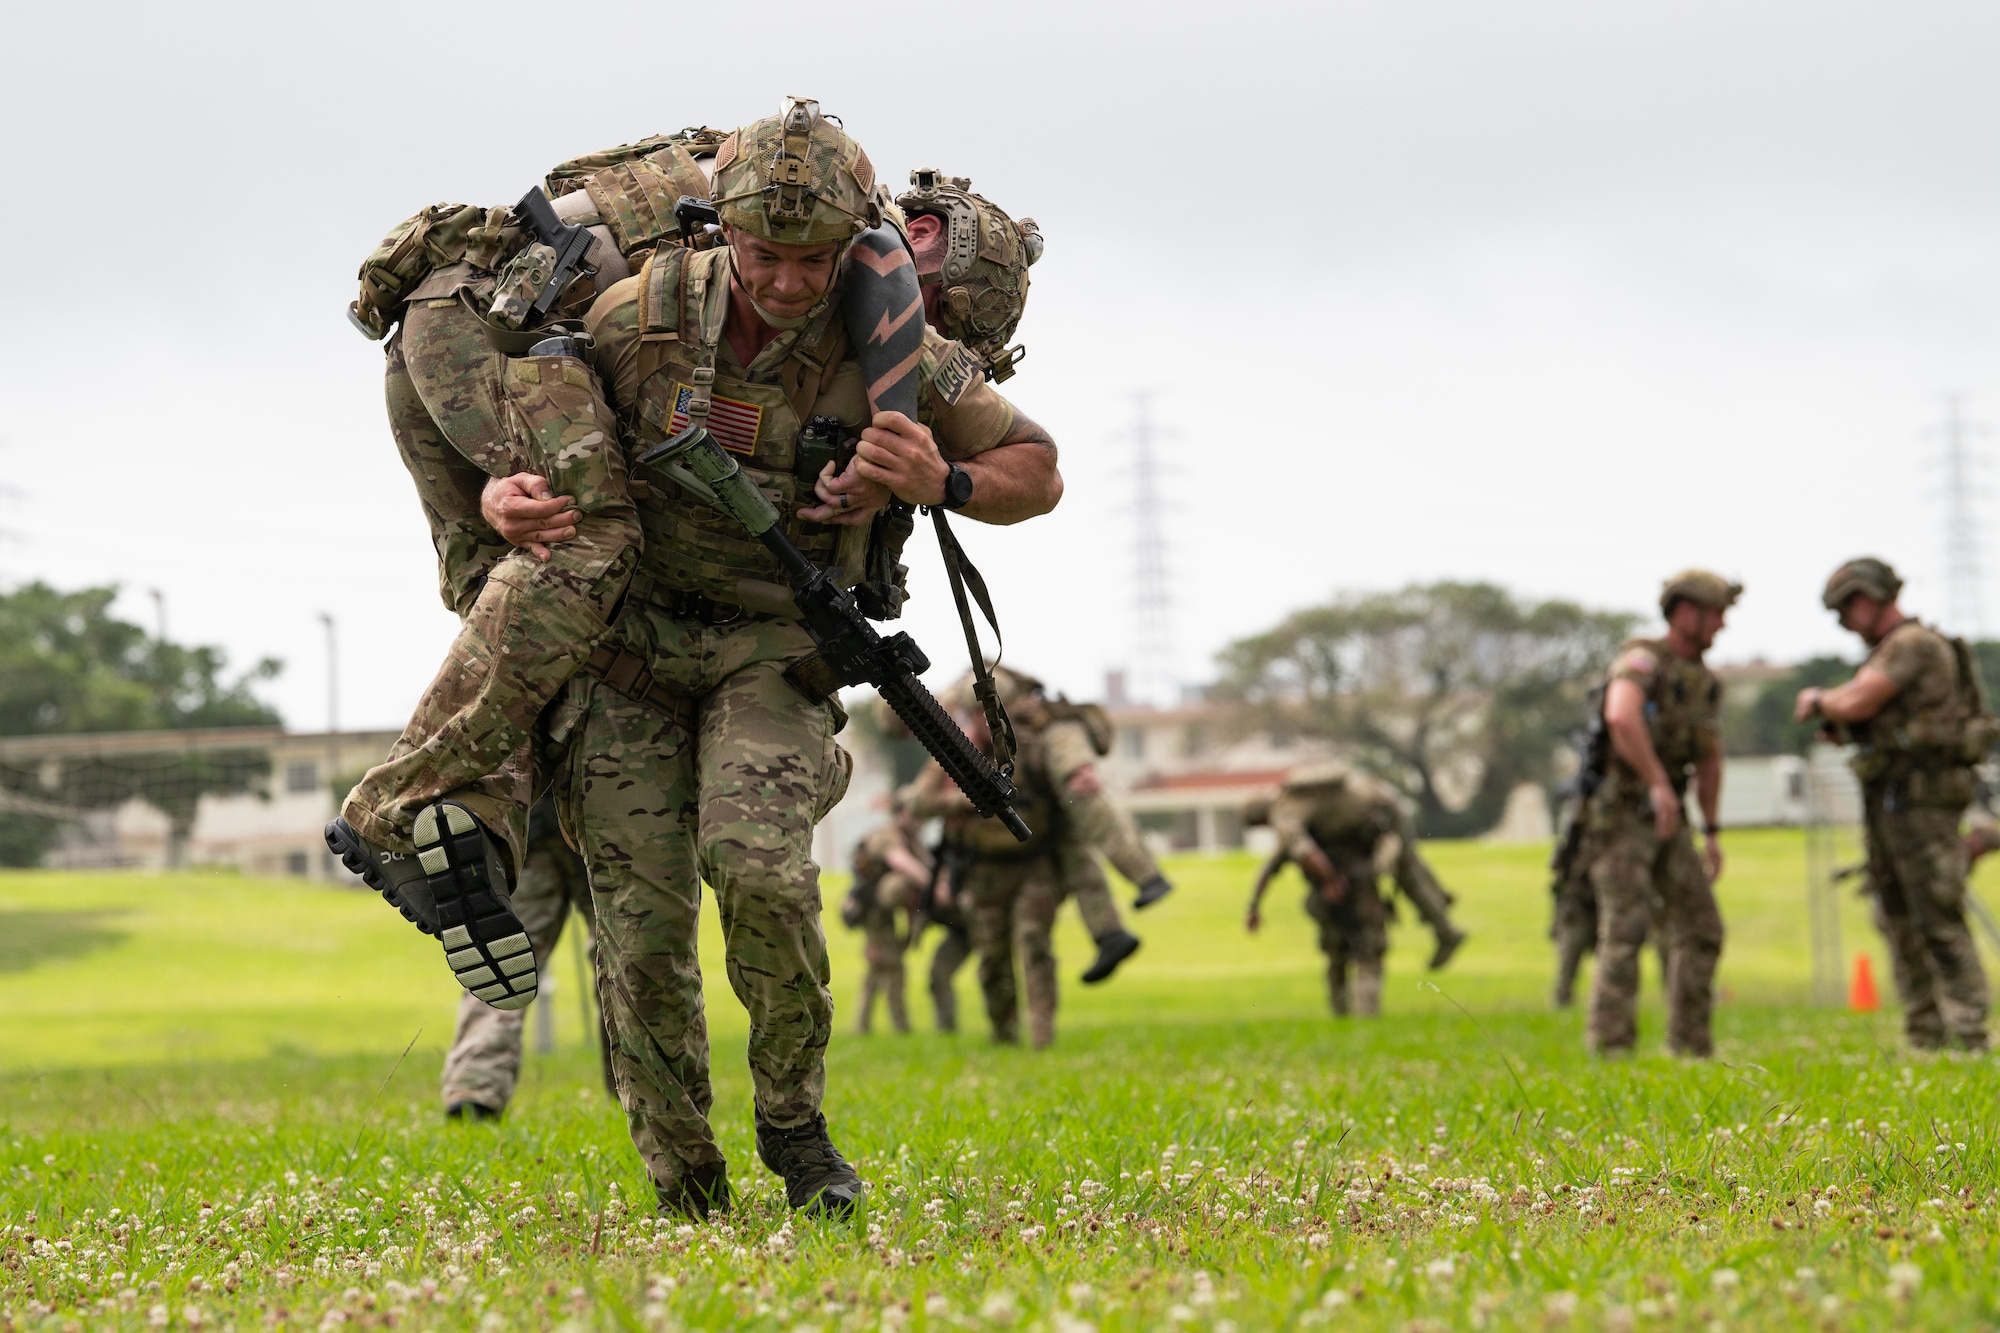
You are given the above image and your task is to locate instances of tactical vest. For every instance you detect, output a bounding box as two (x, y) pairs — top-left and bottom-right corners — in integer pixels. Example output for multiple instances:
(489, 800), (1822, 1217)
(946, 732), (1057, 859)
(545, 130), (725, 266)
(1609, 636), (1719, 793)
(618, 246), (890, 608)
(1852, 621), (2000, 788)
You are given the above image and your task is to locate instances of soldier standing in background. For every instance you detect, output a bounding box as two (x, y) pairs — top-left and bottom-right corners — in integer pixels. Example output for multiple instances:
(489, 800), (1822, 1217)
(1243, 763), (1465, 1017)
(1581, 570), (1737, 1058)
(442, 793), (611, 1118)
(1795, 558), (1995, 1051)
(841, 808), (933, 1035)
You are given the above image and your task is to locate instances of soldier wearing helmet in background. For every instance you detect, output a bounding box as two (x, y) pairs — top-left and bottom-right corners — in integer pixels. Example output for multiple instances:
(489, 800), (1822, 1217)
(1580, 570), (1738, 1058)
(840, 804), (933, 1035)
(1242, 763), (1465, 1017)
(547, 99), (1062, 1218)
(1795, 557), (1996, 1051)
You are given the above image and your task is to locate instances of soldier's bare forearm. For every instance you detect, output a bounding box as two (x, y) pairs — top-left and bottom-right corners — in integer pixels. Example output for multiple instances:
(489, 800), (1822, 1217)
(958, 415), (1061, 525)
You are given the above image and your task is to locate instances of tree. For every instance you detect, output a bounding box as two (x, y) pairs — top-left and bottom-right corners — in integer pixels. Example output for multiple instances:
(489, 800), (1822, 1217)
(1215, 583), (1636, 838)
(0, 583), (283, 865)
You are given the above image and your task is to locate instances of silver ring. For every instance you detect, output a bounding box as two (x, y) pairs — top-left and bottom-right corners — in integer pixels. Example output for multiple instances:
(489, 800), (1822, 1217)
(838, 492), (850, 511)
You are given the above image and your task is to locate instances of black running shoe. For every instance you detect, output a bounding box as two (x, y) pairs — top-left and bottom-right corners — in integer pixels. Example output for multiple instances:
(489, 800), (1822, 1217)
(445, 1100), (501, 1122)
(325, 801), (539, 1011)
(1080, 929), (1141, 984)
(755, 1113), (864, 1217)
(1133, 874), (1175, 910)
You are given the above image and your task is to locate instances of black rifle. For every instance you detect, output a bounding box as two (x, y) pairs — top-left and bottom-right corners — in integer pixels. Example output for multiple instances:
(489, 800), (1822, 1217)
(1549, 685), (1611, 886)
(512, 189), (599, 323)
(639, 425), (1031, 841)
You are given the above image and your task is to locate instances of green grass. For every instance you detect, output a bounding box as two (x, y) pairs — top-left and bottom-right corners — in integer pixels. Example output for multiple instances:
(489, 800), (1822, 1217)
(4, 830), (2000, 1329)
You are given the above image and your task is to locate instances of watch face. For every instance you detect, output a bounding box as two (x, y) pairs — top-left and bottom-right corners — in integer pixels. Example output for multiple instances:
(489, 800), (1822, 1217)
(946, 464), (974, 507)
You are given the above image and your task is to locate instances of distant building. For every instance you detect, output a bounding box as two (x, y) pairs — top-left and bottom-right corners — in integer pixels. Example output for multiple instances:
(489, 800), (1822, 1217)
(0, 726), (400, 881)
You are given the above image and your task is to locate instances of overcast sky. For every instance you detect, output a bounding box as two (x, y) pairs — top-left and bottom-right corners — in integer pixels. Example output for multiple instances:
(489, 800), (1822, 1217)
(3, 0), (1998, 729)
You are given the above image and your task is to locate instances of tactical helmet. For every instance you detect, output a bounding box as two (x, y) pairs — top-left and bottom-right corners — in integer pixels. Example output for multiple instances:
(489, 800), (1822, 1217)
(943, 664), (1045, 714)
(896, 168), (1042, 382)
(1659, 569), (1743, 617)
(1822, 557), (1903, 610)
(710, 97), (879, 245)
(1283, 760), (1356, 790)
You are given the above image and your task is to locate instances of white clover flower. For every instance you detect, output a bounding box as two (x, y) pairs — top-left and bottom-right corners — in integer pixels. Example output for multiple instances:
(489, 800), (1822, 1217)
(1888, 1263), (1922, 1300)
(1425, 1258), (1456, 1280)
(981, 1290), (1020, 1323)
(1710, 1269), (1740, 1292)
(1543, 1291), (1579, 1321)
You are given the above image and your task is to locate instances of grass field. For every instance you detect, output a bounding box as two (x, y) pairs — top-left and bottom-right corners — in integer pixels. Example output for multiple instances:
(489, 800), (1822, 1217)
(5, 830), (2000, 1330)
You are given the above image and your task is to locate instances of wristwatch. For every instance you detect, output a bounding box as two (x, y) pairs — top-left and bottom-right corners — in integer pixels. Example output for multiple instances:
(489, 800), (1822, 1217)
(940, 461), (974, 510)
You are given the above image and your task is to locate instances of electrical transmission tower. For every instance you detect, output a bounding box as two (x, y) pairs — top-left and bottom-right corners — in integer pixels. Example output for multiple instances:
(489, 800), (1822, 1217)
(1128, 395), (1177, 707)
(1928, 394), (1990, 637)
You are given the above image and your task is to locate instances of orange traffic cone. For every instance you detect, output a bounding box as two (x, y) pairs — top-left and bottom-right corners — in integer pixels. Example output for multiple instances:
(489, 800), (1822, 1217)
(1849, 954), (1880, 1012)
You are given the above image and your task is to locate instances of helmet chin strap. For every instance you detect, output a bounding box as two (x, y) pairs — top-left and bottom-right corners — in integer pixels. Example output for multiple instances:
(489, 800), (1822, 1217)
(727, 249), (842, 330)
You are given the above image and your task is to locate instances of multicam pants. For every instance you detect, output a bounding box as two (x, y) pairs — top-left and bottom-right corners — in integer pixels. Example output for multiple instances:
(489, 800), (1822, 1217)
(928, 914), (973, 1033)
(964, 853), (1063, 1047)
(1583, 808), (1723, 1057)
(345, 300), (638, 870)
(439, 823), (610, 1111)
(1054, 777), (1163, 891)
(1056, 837), (1125, 942)
(1549, 869), (1598, 1008)
(1863, 788), (1989, 1050)
(1306, 880), (1389, 1017)
(554, 611), (850, 1197)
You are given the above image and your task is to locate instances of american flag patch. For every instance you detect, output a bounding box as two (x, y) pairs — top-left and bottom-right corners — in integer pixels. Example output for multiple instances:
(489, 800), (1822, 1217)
(670, 384), (764, 455)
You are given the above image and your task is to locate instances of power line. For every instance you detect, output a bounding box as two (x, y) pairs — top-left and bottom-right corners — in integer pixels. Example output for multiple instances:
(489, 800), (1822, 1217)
(1128, 395), (1177, 707)
(1927, 393), (1990, 637)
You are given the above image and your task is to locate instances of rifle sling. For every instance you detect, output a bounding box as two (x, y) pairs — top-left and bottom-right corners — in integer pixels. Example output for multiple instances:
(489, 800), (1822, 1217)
(929, 505), (1017, 773)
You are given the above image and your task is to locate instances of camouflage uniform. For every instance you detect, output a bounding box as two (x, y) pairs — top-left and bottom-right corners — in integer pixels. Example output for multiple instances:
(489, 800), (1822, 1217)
(565, 202), (1025, 1189)
(1846, 619), (1990, 1049)
(1261, 769), (1452, 1017)
(1039, 711), (1165, 933)
(440, 794), (611, 1112)
(1581, 639), (1725, 1056)
(904, 730), (1064, 1046)
(845, 821), (930, 1034)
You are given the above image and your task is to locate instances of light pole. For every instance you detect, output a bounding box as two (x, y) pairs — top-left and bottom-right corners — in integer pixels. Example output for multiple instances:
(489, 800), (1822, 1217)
(318, 612), (340, 812)
(148, 588), (166, 644)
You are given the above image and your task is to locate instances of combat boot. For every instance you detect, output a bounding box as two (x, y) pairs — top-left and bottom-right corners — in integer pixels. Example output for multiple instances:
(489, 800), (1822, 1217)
(655, 1162), (730, 1221)
(755, 1112), (865, 1217)
(445, 1099), (500, 1123)
(1133, 874), (1175, 910)
(1080, 929), (1141, 984)
(325, 800), (539, 1011)
(1428, 925), (1466, 971)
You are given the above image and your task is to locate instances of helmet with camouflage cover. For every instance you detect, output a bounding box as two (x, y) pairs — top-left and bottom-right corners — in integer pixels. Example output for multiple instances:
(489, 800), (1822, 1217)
(943, 664), (1046, 714)
(896, 169), (1042, 382)
(1822, 557), (1902, 610)
(1659, 569), (1743, 617)
(710, 97), (880, 245)
(1282, 759), (1356, 792)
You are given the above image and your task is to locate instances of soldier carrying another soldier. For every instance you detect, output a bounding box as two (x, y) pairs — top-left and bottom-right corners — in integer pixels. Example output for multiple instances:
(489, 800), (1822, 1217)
(1243, 762), (1466, 1018)
(1795, 557), (1996, 1051)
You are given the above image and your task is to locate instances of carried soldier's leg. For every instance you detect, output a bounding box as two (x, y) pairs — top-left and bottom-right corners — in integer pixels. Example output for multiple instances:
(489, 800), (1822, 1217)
(858, 903), (899, 1035)
(929, 920), (971, 1033)
(342, 332), (638, 868)
(967, 863), (1023, 1045)
(1349, 882), (1390, 1018)
(383, 330), (512, 619)
(1585, 824), (1655, 1055)
(1058, 838), (1140, 985)
(1875, 804), (1989, 1050)
(1391, 841), (1466, 969)
(1659, 832), (1724, 1058)
(1057, 783), (1173, 908)
(440, 825), (578, 1117)
(1015, 859), (1063, 1049)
